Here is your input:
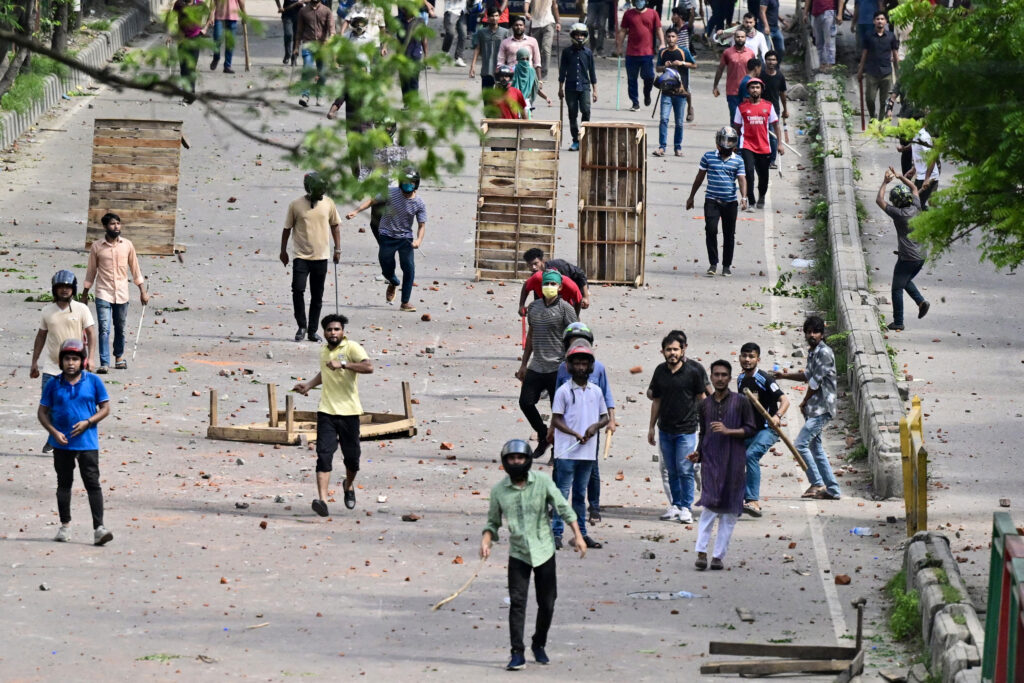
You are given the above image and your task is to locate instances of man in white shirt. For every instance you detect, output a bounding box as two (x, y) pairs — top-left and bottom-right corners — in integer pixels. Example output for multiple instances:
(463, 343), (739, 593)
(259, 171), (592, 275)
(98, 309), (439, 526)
(443, 0), (468, 66)
(527, 0), (560, 79)
(738, 12), (768, 62)
(908, 127), (940, 210)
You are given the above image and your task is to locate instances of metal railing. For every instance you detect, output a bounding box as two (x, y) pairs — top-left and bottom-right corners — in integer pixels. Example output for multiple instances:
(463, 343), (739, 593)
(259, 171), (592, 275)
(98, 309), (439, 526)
(982, 512), (1024, 682)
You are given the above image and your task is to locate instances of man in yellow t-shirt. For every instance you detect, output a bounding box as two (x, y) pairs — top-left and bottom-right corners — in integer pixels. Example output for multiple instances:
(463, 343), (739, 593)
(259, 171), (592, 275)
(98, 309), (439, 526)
(293, 313), (373, 517)
(281, 172), (342, 343)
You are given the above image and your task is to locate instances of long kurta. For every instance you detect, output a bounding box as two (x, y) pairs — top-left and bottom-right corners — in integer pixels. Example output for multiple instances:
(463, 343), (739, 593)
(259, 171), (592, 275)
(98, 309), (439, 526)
(696, 391), (757, 515)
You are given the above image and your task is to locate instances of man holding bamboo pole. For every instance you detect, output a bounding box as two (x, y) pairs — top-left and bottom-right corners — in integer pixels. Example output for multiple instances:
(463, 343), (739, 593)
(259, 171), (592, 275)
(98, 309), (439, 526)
(737, 342), (790, 518)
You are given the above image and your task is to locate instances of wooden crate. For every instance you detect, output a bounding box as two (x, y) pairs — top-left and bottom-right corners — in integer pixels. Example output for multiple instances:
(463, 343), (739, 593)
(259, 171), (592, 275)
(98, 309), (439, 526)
(577, 122), (647, 286)
(86, 119), (184, 255)
(474, 119), (560, 281)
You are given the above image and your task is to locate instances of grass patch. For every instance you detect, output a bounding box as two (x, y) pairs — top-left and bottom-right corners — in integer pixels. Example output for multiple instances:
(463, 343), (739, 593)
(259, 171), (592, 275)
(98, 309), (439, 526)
(934, 569), (964, 604)
(136, 653), (183, 662)
(846, 443), (868, 462)
(886, 570), (921, 641)
(87, 18), (112, 31)
(0, 56), (70, 114)
(826, 330), (849, 377)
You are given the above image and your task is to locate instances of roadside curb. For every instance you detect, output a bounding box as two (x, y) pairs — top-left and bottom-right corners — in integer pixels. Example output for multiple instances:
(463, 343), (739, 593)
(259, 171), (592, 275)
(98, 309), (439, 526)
(903, 532), (983, 682)
(803, 27), (902, 499)
(0, 0), (162, 151)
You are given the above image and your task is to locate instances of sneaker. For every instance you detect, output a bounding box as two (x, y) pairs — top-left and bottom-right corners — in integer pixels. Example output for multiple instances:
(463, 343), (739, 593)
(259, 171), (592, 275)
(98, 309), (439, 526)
(721, 266), (732, 277)
(568, 141), (580, 151)
(298, 94), (310, 107)
(554, 535), (563, 550)
(695, 551), (708, 570)
(918, 300), (930, 319)
(385, 283), (397, 302)
(96, 365), (109, 374)
(705, 265), (717, 277)
(629, 103), (640, 112)
(507, 652), (526, 670)
(531, 646), (550, 664)
(769, 162), (778, 169)
(93, 526), (113, 546)
(710, 556), (724, 570)
(223, 67), (235, 74)
(42, 441), (53, 453)
(677, 507), (693, 524)
(294, 327), (306, 342)
(455, 57), (467, 66)
(210, 53), (220, 71)
(400, 303), (417, 312)
(744, 203), (756, 213)
(660, 506), (680, 521)
(756, 198), (765, 209)
(311, 499), (329, 517)
(644, 93), (652, 106)
(54, 525), (70, 542)
(886, 322), (905, 331)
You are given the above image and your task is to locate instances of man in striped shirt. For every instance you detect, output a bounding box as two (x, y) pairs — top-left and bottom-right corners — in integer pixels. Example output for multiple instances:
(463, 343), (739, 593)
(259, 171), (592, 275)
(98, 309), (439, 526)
(685, 127), (748, 277)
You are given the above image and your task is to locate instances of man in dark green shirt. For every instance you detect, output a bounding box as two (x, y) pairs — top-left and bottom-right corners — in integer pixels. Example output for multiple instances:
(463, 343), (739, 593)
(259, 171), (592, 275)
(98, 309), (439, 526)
(481, 439), (586, 671)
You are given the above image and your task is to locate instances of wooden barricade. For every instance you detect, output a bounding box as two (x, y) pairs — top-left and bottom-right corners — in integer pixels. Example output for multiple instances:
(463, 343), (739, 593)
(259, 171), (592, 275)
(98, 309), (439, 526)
(982, 512), (1024, 682)
(577, 122), (646, 286)
(899, 395), (928, 536)
(474, 119), (560, 281)
(86, 119), (184, 255)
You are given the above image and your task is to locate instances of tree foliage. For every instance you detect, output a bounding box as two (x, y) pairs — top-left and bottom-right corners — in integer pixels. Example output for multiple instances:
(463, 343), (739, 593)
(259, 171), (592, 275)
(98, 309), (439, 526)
(883, 0), (1024, 269)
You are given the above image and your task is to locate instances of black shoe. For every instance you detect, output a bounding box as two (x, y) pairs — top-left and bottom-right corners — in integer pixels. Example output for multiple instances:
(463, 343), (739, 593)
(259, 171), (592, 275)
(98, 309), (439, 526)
(298, 94), (309, 107)
(311, 499), (329, 517)
(295, 327), (306, 341)
(210, 53), (220, 71)
(583, 536), (602, 549)
(918, 300), (930, 319)
(290, 55), (297, 66)
(756, 198), (765, 209)
(887, 322), (904, 331)
(531, 646), (550, 665)
(506, 652), (526, 670)
(629, 103), (640, 112)
(344, 487), (356, 509)
(554, 535), (563, 550)
(307, 332), (323, 343)
(710, 557), (724, 570)
(42, 441), (53, 453)
(283, 55), (290, 64)
(722, 266), (732, 277)
(644, 93), (652, 106)
(588, 507), (601, 524)
(705, 265), (717, 277)
(223, 67), (235, 74)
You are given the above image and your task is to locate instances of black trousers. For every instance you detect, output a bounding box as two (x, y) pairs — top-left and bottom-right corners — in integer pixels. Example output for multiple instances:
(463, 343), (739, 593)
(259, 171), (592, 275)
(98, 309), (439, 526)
(704, 199), (739, 267)
(315, 412), (361, 473)
(292, 258), (328, 331)
(508, 555), (557, 654)
(741, 148), (771, 203)
(915, 178), (938, 210)
(518, 369), (558, 440)
(53, 449), (104, 528)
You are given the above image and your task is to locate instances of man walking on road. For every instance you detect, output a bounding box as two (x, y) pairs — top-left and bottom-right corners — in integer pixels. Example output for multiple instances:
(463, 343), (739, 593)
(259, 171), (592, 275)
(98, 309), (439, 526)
(689, 359), (757, 570)
(761, 50), (787, 168)
(558, 23), (598, 152)
(519, 248), (591, 313)
(282, 172), (342, 342)
(876, 166), (929, 331)
(616, 0), (664, 112)
(713, 29), (755, 123)
(686, 127), (748, 277)
(526, 0), (560, 79)
(906, 126), (940, 210)
(856, 11), (898, 119)
(647, 329), (711, 525)
(208, 0), (244, 74)
(293, 314), (373, 517)
(737, 342), (789, 517)
(733, 78), (783, 210)
(38, 339), (113, 546)
(498, 17), (541, 73)
(806, 0), (841, 73)
(80, 213), (149, 373)
(777, 316), (840, 500)
(469, 7), (511, 88)
(516, 271), (578, 457)
(295, 0), (334, 106)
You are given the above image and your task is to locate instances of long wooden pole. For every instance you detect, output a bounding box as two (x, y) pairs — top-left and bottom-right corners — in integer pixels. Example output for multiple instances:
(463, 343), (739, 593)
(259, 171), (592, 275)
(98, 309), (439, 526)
(243, 20), (251, 72)
(742, 388), (807, 471)
(431, 558), (485, 611)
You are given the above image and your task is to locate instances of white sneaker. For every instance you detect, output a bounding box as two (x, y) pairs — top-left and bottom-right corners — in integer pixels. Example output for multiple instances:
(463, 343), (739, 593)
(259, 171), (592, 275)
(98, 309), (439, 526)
(54, 525), (70, 542)
(659, 506), (680, 521)
(677, 507), (694, 524)
(455, 57), (466, 67)
(93, 526), (113, 546)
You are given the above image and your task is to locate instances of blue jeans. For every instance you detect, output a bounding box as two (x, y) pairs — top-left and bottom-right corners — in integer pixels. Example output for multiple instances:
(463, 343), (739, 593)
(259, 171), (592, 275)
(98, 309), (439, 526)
(588, 457), (601, 511)
(796, 413), (840, 497)
(727, 94), (742, 125)
(658, 430), (697, 510)
(744, 427), (779, 501)
(658, 94), (686, 151)
(95, 298), (128, 368)
(769, 130), (779, 165)
(624, 55), (655, 107)
(213, 19), (237, 68)
(769, 26), (785, 58)
(891, 259), (925, 326)
(378, 235), (415, 304)
(551, 458), (595, 538)
(301, 47), (326, 98)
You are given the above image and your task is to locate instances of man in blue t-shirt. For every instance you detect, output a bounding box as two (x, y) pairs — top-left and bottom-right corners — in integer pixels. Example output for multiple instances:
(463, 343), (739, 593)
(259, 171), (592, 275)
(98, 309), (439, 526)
(38, 339), (113, 546)
(685, 127), (748, 277)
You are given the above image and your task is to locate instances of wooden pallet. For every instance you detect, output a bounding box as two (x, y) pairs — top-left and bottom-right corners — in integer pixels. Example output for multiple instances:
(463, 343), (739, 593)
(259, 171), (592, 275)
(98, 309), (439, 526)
(474, 119), (560, 281)
(86, 119), (185, 256)
(207, 381), (417, 445)
(577, 122), (646, 286)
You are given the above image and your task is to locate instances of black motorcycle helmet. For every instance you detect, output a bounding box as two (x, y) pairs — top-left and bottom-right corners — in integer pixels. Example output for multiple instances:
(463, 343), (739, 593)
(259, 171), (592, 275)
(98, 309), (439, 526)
(500, 439), (533, 480)
(51, 269), (78, 299)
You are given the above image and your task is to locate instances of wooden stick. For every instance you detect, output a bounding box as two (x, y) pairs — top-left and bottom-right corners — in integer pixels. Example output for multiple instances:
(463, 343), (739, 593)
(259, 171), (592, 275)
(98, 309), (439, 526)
(602, 430), (613, 459)
(430, 558), (485, 611)
(267, 384), (279, 428)
(209, 389), (218, 427)
(742, 388), (808, 471)
(243, 20), (251, 72)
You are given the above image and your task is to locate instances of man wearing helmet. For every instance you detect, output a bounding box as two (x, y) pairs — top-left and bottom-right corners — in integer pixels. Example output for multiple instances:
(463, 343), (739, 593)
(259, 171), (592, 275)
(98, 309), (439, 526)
(282, 172), (342, 342)
(38, 339), (113, 546)
(486, 64), (528, 119)
(616, 0), (664, 111)
(875, 166), (929, 331)
(732, 77), (783, 210)
(482, 438), (585, 671)
(685, 128), (748, 276)
(558, 23), (598, 152)
(31, 271), (97, 453)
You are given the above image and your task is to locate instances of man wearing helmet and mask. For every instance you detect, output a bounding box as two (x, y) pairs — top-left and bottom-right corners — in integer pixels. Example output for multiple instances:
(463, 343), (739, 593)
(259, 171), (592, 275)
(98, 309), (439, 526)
(486, 64), (528, 119)
(482, 438), (585, 671)
(616, 0), (664, 112)
(282, 172), (342, 342)
(558, 23), (598, 152)
(31, 271), (97, 453)
(876, 166), (929, 331)
(346, 167), (427, 312)
(685, 127), (748, 276)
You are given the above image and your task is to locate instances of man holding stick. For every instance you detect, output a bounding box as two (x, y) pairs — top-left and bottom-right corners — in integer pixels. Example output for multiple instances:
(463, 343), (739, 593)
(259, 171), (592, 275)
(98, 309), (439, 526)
(482, 438), (586, 671)
(737, 342), (789, 517)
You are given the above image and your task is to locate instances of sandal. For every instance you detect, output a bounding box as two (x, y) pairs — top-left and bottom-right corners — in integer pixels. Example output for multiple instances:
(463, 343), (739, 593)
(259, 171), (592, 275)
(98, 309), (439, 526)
(653, 148), (666, 157)
(115, 360), (128, 370)
(583, 536), (603, 549)
(801, 485), (825, 498)
(742, 502), (762, 518)
(814, 489), (841, 500)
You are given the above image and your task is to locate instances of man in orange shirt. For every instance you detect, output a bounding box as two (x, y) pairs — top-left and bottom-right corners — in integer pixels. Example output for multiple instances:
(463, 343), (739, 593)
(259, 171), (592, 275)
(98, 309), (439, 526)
(81, 214), (148, 372)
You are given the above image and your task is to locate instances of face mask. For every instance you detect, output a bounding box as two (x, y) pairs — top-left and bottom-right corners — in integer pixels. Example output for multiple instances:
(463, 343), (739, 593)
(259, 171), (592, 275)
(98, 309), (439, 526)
(541, 285), (559, 299)
(635, 0), (646, 9)
(504, 461), (531, 481)
(400, 183), (416, 193)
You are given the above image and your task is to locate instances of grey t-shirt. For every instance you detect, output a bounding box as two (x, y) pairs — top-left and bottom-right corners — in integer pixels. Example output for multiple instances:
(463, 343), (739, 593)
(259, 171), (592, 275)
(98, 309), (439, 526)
(526, 298), (578, 373)
(883, 195), (925, 261)
(472, 26), (511, 77)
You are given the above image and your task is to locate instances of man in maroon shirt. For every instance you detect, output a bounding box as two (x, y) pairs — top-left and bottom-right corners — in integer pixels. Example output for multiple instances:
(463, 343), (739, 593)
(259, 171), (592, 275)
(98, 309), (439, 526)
(805, 0), (842, 73)
(713, 29), (755, 124)
(487, 64), (528, 119)
(615, 0), (665, 111)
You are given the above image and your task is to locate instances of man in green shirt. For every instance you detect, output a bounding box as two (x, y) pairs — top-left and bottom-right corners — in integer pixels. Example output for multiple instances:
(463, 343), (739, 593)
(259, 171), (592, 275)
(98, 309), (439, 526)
(481, 439), (586, 671)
